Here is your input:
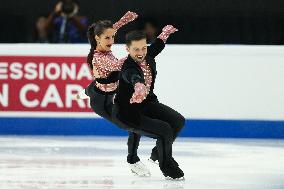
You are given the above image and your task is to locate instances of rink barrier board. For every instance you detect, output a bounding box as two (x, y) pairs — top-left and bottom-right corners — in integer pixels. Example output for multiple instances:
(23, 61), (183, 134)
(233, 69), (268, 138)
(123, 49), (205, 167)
(1, 45), (284, 138)
(0, 117), (283, 138)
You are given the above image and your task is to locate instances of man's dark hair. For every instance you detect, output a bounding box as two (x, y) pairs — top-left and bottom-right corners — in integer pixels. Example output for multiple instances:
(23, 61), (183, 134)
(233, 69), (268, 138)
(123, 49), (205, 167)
(125, 30), (146, 46)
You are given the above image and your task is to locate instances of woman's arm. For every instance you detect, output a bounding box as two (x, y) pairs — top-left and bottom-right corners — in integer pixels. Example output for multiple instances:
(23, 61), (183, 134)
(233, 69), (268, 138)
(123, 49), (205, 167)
(92, 54), (125, 78)
(113, 11), (138, 31)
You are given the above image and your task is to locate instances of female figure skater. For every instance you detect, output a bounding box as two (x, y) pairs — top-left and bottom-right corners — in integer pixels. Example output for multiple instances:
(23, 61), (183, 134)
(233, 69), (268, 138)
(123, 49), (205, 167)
(77, 11), (151, 177)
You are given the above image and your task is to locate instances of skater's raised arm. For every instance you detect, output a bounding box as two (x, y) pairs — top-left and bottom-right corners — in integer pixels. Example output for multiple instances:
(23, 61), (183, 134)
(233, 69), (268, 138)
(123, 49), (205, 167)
(148, 25), (178, 58)
(113, 11), (138, 31)
(158, 25), (178, 43)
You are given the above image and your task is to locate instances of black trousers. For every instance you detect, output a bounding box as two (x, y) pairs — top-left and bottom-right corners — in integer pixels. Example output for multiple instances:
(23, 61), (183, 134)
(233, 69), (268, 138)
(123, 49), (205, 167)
(113, 102), (185, 167)
(89, 93), (113, 122)
(87, 82), (184, 167)
(86, 82), (141, 159)
(86, 81), (114, 123)
(127, 102), (185, 165)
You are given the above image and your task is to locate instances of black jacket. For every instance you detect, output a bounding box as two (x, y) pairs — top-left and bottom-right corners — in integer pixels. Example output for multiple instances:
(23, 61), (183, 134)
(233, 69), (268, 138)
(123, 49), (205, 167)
(114, 38), (165, 126)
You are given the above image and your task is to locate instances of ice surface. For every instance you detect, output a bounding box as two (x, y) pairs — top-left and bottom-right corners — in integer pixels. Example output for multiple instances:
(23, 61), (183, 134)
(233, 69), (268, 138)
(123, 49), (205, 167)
(0, 136), (284, 189)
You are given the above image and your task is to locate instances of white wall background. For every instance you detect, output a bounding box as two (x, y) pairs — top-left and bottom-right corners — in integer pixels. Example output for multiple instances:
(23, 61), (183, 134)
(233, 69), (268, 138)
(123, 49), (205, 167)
(1, 44), (284, 120)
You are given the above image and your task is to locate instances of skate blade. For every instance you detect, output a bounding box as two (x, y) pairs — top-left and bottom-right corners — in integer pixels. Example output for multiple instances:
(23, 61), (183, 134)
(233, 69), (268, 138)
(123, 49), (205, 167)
(131, 170), (151, 177)
(165, 176), (185, 181)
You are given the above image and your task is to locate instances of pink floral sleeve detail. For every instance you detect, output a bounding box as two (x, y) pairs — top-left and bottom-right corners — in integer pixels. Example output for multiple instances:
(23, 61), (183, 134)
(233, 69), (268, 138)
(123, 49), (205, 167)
(92, 52), (123, 78)
(130, 83), (148, 104)
(92, 56), (105, 77)
(113, 11), (138, 30)
(157, 25), (178, 43)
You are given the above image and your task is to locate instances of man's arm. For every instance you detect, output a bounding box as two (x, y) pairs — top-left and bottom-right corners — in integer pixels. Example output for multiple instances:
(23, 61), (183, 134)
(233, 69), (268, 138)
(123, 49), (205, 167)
(122, 68), (148, 104)
(147, 25), (178, 58)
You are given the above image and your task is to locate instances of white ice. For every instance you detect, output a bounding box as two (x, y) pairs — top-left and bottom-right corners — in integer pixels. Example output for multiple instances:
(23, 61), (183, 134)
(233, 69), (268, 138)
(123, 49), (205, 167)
(0, 136), (284, 189)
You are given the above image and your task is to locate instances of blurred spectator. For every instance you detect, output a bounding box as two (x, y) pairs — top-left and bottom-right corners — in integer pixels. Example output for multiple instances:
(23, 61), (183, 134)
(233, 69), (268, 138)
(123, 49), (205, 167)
(143, 18), (158, 43)
(35, 16), (50, 43)
(45, 0), (88, 43)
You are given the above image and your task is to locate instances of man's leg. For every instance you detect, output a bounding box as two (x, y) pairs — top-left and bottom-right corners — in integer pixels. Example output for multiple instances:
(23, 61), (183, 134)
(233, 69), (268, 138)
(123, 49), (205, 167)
(112, 105), (184, 179)
(142, 102), (185, 163)
(127, 132), (141, 164)
(127, 132), (152, 177)
(143, 102), (185, 139)
(137, 115), (184, 179)
(139, 115), (173, 167)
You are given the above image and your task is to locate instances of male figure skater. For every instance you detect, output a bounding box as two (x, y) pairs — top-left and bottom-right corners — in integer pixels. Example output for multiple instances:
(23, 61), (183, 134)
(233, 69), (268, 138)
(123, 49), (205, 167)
(112, 26), (185, 179)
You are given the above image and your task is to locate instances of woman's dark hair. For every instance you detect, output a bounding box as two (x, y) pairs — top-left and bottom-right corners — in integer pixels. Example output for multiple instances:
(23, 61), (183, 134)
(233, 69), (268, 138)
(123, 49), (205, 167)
(125, 30), (146, 47)
(87, 20), (113, 70)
